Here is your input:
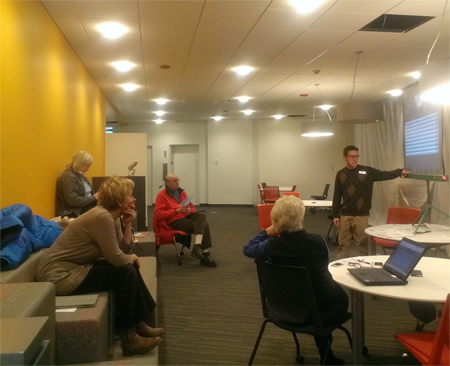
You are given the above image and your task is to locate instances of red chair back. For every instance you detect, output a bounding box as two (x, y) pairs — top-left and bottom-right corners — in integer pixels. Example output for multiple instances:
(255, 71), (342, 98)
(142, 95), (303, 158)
(283, 191), (300, 198)
(291, 185), (297, 192)
(386, 207), (421, 225)
(153, 216), (186, 246)
(257, 204), (274, 230)
(429, 293), (450, 365)
(262, 186), (280, 203)
(395, 294), (450, 366)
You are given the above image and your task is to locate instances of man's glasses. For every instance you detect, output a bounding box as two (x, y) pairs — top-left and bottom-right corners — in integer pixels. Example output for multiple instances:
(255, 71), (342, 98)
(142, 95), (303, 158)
(348, 259), (371, 268)
(347, 155), (360, 159)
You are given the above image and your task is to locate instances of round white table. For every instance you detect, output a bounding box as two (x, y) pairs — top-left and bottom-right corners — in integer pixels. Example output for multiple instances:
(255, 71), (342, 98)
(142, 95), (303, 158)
(329, 256), (450, 365)
(365, 224), (450, 256)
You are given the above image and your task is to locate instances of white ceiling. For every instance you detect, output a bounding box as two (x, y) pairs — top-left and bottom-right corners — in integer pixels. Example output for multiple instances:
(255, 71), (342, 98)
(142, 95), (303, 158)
(41, 0), (450, 125)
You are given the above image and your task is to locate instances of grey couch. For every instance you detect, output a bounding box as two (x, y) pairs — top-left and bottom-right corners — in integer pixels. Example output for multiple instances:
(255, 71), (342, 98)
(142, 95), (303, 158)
(0, 249), (158, 365)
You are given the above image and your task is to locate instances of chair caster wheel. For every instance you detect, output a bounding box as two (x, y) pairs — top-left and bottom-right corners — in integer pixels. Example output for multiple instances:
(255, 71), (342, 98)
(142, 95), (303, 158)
(362, 346), (369, 356)
(296, 355), (304, 364)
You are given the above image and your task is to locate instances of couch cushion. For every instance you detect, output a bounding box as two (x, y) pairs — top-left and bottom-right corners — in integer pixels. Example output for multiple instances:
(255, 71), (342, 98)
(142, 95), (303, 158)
(0, 250), (46, 284)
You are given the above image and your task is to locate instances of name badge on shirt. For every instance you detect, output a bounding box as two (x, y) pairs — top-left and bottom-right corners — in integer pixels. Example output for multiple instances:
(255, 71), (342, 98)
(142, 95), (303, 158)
(359, 171), (367, 174)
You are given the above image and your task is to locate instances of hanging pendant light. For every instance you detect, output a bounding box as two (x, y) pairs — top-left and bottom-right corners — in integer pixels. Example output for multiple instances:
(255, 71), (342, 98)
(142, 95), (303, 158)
(302, 85), (334, 137)
(337, 51), (384, 124)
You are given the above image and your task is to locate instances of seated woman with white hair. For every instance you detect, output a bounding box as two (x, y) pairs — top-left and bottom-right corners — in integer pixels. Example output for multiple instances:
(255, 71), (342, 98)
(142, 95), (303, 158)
(243, 195), (348, 366)
(56, 151), (98, 217)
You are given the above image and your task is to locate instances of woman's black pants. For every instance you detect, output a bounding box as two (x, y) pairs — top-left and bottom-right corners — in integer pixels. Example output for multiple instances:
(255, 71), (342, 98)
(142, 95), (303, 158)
(71, 260), (156, 330)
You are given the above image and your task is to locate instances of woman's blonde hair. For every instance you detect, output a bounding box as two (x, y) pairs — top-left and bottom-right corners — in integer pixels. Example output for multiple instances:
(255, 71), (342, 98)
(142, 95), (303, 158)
(271, 195), (305, 233)
(67, 151), (93, 173)
(97, 175), (135, 211)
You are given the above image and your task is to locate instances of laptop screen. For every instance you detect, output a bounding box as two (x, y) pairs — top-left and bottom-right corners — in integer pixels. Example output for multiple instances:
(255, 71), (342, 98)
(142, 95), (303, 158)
(383, 238), (428, 280)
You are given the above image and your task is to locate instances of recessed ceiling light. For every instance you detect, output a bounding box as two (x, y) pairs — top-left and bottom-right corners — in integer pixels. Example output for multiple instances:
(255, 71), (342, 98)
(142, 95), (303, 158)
(236, 96), (251, 103)
(409, 71), (421, 79)
(212, 116), (223, 121)
(105, 126), (113, 131)
(388, 89), (403, 97)
(233, 66), (254, 76)
(155, 111), (165, 116)
(273, 115), (283, 120)
(301, 132), (334, 137)
(290, 0), (324, 13)
(243, 110), (254, 115)
(155, 99), (169, 105)
(113, 61), (134, 72)
(121, 83), (138, 92)
(155, 119), (164, 124)
(319, 105), (332, 111)
(97, 23), (127, 39)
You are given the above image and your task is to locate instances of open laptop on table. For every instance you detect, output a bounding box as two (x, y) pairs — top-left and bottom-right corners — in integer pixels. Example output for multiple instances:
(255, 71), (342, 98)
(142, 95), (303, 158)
(348, 237), (428, 286)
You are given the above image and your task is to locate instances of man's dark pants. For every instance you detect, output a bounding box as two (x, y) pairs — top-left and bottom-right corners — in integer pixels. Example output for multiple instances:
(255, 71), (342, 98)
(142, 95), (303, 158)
(169, 212), (212, 249)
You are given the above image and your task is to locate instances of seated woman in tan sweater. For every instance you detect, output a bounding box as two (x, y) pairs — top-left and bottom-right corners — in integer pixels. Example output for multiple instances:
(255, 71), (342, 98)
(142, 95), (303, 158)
(37, 176), (163, 356)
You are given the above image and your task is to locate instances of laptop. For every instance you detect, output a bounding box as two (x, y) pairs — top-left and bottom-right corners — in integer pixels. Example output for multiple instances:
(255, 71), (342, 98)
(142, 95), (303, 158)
(347, 237), (428, 286)
(56, 294), (99, 309)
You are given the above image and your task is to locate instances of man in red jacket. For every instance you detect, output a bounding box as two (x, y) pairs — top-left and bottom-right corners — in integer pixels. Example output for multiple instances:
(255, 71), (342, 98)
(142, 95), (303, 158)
(154, 174), (217, 267)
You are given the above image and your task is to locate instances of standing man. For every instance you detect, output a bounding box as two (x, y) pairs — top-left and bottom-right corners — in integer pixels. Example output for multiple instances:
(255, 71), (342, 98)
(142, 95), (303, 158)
(332, 145), (408, 259)
(154, 174), (217, 267)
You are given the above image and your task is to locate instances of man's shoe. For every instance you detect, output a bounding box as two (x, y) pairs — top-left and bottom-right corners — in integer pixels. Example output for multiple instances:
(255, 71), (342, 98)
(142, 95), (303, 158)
(200, 253), (217, 267)
(191, 244), (204, 259)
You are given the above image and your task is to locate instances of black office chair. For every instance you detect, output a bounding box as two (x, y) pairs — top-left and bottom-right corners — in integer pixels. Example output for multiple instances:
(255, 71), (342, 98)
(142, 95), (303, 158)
(249, 260), (352, 365)
(408, 301), (437, 333)
(311, 183), (330, 200)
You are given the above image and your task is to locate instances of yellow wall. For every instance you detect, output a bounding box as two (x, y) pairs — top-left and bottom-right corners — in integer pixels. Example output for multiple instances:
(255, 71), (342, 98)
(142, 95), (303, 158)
(1, 1), (106, 218)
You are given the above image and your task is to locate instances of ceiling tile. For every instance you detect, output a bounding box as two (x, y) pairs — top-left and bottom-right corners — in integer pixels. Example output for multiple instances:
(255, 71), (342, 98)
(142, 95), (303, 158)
(309, 12), (380, 31)
(41, 1), (77, 17)
(72, 1), (139, 21)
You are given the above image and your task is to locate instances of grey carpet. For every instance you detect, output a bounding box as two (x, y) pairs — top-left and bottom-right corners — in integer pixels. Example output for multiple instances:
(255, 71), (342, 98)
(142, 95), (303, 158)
(150, 206), (440, 366)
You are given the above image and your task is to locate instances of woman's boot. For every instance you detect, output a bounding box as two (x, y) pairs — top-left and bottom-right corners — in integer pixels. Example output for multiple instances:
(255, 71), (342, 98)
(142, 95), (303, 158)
(119, 327), (161, 356)
(136, 321), (165, 337)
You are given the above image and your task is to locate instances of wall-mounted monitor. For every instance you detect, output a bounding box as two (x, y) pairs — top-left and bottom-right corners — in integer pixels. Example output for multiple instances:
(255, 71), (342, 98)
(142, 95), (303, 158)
(403, 83), (443, 176)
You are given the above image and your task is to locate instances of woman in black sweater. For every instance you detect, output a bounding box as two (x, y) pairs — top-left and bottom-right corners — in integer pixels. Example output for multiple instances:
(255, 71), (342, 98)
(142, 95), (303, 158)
(244, 195), (348, 365)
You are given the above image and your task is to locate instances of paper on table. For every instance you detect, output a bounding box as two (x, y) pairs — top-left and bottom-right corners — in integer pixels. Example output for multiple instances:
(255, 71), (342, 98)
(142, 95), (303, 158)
(56, 308), (77, 312)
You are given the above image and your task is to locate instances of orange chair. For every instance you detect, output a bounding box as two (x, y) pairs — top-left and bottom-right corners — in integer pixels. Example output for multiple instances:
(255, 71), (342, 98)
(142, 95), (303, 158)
(262, 186), (280, 204)
(153, 216), (190, 265)
(375, 207), (421, 254)
(395, 293), (450, 366)
(283, 191), (300, 198)
(257, 184), (264, 204)
(257, 204), (274, 230)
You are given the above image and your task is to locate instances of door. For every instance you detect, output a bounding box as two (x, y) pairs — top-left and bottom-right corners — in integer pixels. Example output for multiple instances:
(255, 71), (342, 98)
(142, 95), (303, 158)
(171, 145), (199, 205)
(146, 146), (153, 207)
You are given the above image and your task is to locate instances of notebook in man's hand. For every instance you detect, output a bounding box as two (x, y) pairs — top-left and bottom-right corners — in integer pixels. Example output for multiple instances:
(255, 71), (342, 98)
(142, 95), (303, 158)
(56, 294), (99, 308)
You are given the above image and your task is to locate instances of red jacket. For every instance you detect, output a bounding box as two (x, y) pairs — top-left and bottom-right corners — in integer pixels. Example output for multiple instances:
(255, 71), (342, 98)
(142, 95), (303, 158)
(154, 188), (196, 224)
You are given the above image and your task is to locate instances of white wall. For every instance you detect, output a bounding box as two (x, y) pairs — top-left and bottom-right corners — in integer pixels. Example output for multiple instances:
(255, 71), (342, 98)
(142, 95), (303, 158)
(112, 119), (351, 205)
(257, 119), (351, 201)
(112, 122), (207, 203)
(105, 133), (147, 177)
(207, 119), (253, 204)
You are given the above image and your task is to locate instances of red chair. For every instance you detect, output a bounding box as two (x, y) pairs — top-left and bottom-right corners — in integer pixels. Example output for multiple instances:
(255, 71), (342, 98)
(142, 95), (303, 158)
(262, 186), (280, 204)
(257, 204), (274, 230)
(395, 293), (450, 366)
(375, 207), (421, 254)
(153, 216), (190, 265)
(257, 184), (264, 204)
(283, 191), (300, 198)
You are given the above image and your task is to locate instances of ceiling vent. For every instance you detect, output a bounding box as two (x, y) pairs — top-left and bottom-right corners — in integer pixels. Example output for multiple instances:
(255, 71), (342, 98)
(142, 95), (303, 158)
(286, 114), (308, 118)
(106, 120), (118, 124)
(360, 14), (434, 33)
